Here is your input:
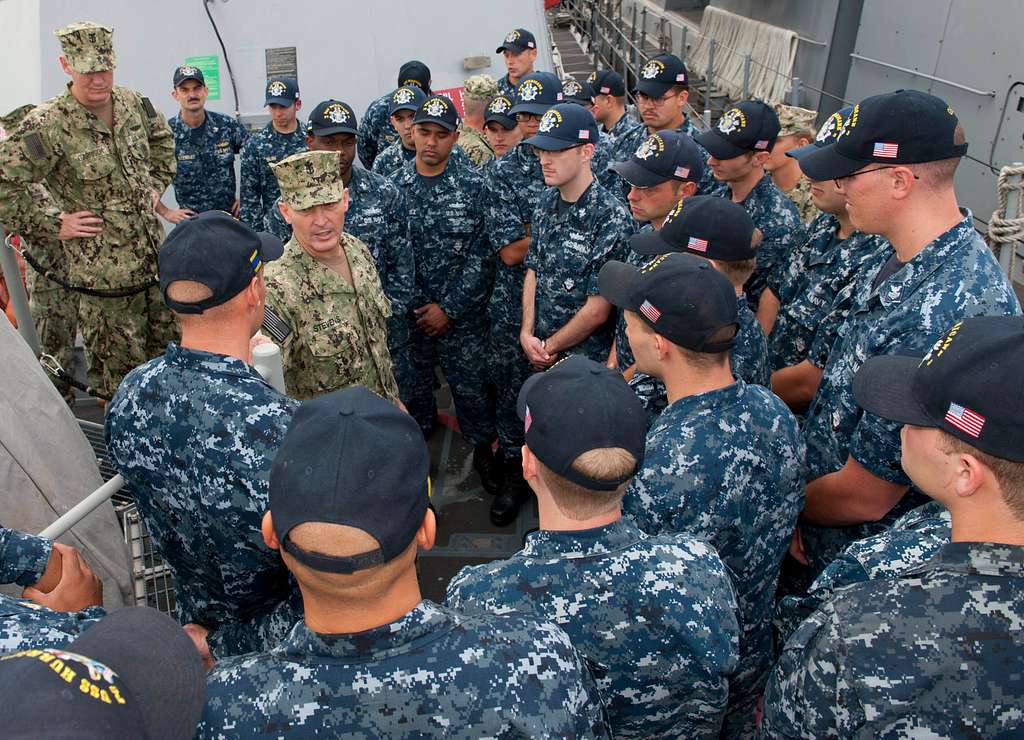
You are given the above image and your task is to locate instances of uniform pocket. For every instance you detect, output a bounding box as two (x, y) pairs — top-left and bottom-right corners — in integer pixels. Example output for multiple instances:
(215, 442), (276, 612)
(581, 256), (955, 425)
(70, 147), (116, 180)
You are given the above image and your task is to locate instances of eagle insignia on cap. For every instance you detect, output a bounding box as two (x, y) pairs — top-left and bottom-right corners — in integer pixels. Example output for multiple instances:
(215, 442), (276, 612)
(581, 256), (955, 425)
(640, 60), (664, 80)
(424, 97), (448, 117)
(538, 109), (562, 133)
(488, 96), (511, 114)
(179, 65), (198, 76)
(634, 136), (661, 160)
(267, 80), (287, 97)
(563, 80), (583, 97)
(393, 88), (415, 105)
(505, 29), (521, 43)
(717, 108), (746, 135)
(324, 104), (349, 124)
(518, 79), (543, 102)
(816, 112), (843, 143)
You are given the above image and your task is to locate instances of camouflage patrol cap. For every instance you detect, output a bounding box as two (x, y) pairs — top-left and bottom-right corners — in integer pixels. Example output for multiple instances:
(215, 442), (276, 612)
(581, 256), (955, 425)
(272, 150), (346, 210)
(464, 74), (499, 102)
(54, 21), (116, 74)
(774, 102), (817, 137)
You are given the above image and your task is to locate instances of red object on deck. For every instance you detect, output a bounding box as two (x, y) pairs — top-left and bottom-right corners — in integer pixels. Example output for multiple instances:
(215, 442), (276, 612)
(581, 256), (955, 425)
(545, 0), (561, 9)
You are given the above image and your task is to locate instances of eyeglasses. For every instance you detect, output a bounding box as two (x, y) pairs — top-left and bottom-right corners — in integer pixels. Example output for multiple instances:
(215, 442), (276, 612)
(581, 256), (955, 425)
(636, 91), (679, 106)
(834, 165), (920, 188)
(515, 113), (542, 123)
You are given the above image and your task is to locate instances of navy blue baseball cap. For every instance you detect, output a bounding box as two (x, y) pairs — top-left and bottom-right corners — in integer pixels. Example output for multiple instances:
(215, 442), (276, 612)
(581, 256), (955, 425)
(309, 99), (358, 136)
(485, 94), (516, 129)
(854, 316), (1024, 462)
(0, 607), (206, 739)
(635, 54), (689, 97)
(497, 28), (537, 54)
(524, 103), (599, 151)
(610, 130), (705, 187)
(795, 90), (969, 181)
(588, 68), (626, 97)
(173, 64), (204, 87)
(631, 195), (756, 261)
(388, 85), (427, 116)
(413, 94), (461, 132)
(562, 78), (595, 106)
(159, 211), (283, 315)
(517, 355), (646, 491)
(397, 60), (431, 92)
(787, 105), (853, 166)
(509, 72), (564, 116)
(270, 387), (431, 573)
(696, 100), (780, 159)
(599, 252), (738, 352)
(265, 76), (299, 107)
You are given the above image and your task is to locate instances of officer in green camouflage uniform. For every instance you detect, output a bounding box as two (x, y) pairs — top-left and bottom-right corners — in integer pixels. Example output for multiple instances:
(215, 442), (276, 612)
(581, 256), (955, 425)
(0, 22), (177, 399)
(264, 151), (398, 402)
(767, 103), (818, 224)
(0, 104), (78, 402)
(458, 74), (498, 167)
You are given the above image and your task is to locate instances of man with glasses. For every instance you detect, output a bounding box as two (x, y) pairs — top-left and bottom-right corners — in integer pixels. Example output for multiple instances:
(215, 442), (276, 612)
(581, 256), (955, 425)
(608, 54), (717, 197)
(481, 72), (563, 525)
(784, 90), (1020, 587)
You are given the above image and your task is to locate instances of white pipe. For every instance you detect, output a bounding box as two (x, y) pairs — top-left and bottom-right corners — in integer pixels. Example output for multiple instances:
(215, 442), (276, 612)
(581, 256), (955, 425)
(39, 474), (125, 539)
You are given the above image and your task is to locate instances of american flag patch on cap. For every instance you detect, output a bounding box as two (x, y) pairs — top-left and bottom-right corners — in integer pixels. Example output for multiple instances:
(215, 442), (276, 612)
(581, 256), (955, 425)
(578, 129), (590, 139)
(687, 236), (709, 253)
(599, 86), (611, 93)
(675, 73), (686, 82)
(639, 300), (661, 323)
(754, 139), (769, 150)
(945, 402), (985, 438)
(524, 406), (533, 432)
(873, 142), (899, 158)
(674, 166), (690, 179)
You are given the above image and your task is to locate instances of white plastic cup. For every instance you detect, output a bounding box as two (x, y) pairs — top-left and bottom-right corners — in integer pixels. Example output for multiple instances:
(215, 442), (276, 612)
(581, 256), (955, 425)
(252, 343), (287, 394)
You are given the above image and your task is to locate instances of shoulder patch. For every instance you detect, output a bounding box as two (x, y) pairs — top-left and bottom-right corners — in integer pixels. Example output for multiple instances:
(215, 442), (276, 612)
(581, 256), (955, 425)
(261, 305), (293, 344)
(24, 132), (46, 162)
(141, 96), (157, 118)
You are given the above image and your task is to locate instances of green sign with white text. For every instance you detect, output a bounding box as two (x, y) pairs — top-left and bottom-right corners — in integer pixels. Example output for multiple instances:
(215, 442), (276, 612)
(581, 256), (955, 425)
(185, 55), (221, 101)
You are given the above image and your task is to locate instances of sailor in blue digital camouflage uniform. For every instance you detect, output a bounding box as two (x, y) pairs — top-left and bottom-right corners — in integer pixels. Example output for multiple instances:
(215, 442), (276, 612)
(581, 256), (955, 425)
(106, 213), (301, 661)
(788, 90), (1020, 584)
(447, 355), (740, 739)
(0, 527), (105, 653)
(764, 315), (1024, 739)
(631, 195), (771, 389)
(605, 129), (704, 373)
(599, 252), (804, 738)
(482, 71), (563, 524)
(370, 84), (426, 178)
(695, 99), (804, 311)
(391, 95), (497, 471)
(761, 106), (891, 390)
(239, 76), (305, 231)
(262, 100), (416, 400)
(588, 68), (642, 142)
(358, 59), (430, 169)
(160, 65), (247, 223)
(495, 28), (538, 99)
(197, 386), (612, 739)
(608, 54), (717, 197)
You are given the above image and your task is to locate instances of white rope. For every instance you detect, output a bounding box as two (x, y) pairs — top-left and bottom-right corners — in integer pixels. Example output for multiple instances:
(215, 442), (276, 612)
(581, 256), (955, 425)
(687, 6), (798, 104)
(987, 163), (1024, 278)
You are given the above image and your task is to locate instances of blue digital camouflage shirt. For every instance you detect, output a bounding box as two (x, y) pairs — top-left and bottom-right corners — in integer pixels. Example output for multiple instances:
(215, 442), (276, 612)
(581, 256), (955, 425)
(602, 111), (643, 142)
(733, 294), (771, 387)
(763, 542), (1024, 739)
(239, 121), (306, 232)
(0, 528), (105, 653)
(623, 379), (805, 731)
(370, 140), (415, 178)
(720, 172), (804, 307)
(169, 110), (247, 213)
(800, 214), (1020, 573)
(496, 73), (518, 100)
(196, 600), (612, 739)
(767, 212), (892, 370)
(526, 180), (634, 361)
(357, 92), (398, 169)
(446, 518), (740, 739)
(105, 343), (302, 659)
(775, 500), (950, 647)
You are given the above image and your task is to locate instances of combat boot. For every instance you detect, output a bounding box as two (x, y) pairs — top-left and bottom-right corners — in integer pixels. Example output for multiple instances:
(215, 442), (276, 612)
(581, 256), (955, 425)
(490, 455), (530, 527)
(473, 441), (503, 494)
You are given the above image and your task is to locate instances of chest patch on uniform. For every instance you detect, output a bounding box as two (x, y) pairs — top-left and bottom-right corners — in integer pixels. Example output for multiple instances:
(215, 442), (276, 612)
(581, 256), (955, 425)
(141, 96), (158, 118)
(24, 132), (46, 161)
(261, 305), (293, 343)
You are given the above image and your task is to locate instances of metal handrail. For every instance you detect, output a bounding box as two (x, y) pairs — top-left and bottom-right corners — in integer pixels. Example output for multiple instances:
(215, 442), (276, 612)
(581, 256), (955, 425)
(849, 53), (996, 98)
